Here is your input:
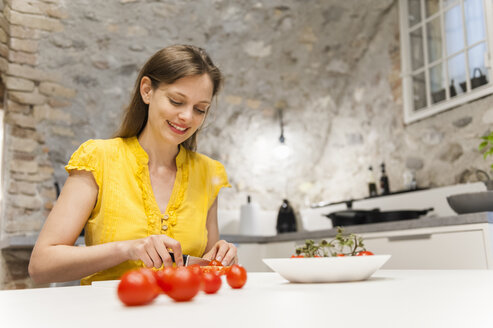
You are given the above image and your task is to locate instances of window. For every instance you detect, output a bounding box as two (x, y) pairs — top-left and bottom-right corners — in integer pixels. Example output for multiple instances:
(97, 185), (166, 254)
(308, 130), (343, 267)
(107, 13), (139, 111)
(399, 0), (493, 123)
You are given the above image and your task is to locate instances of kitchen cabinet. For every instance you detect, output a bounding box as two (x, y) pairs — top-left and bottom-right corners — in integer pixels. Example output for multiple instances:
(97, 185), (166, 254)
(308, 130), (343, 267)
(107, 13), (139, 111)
(237, 223), (493, 271)
(360, 223), (493, 269)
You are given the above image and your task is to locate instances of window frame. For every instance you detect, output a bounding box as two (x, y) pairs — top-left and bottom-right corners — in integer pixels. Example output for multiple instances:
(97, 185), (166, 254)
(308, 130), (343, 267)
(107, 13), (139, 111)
(399, 0), (493, 124)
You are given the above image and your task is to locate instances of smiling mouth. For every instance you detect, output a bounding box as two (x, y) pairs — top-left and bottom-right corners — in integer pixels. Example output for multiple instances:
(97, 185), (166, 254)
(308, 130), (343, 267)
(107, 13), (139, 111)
(167, 121), (189, 133)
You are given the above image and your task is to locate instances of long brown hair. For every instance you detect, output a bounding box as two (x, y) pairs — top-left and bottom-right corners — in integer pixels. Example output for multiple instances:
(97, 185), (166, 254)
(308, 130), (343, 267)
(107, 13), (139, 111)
(114, 44), (223, 151)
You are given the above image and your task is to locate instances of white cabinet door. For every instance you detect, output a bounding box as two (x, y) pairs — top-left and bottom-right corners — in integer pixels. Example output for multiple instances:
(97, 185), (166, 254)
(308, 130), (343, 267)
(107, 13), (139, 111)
(237, 242), (297, 272)
(363, 229), (489, 269)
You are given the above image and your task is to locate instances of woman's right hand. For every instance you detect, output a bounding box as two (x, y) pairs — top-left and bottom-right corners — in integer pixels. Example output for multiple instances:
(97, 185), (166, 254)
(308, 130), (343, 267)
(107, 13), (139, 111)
(121, 235), (184, 268)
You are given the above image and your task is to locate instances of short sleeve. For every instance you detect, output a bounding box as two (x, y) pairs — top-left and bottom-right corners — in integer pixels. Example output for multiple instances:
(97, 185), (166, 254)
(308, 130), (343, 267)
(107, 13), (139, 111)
(208, 160), (231, 208)
(65, 139), (104, 187)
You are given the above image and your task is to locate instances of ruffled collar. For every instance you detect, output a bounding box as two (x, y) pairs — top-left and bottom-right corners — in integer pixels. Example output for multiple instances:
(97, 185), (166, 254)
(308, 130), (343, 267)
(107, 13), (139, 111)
(128, 136), (186, 167)
(126, 136), (189, 237)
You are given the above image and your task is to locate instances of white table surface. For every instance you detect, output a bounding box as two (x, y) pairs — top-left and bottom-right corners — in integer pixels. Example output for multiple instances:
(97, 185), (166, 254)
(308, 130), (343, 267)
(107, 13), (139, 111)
(1, 270), (492, 328)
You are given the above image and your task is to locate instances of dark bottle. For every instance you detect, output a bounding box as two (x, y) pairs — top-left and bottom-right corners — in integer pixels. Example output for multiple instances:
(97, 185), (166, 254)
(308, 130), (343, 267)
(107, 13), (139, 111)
(368, 166), (378, 197)
(276, 199), (297, 233)
(380, 162), (390, 195)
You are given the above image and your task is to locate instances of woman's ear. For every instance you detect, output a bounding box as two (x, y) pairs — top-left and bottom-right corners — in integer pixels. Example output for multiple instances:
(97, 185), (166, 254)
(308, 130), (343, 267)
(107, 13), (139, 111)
(140, 76), (153, 104)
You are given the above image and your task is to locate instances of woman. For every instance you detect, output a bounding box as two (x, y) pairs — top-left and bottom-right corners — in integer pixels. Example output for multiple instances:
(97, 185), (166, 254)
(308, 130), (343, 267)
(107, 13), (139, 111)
(29, 45), (237, 285)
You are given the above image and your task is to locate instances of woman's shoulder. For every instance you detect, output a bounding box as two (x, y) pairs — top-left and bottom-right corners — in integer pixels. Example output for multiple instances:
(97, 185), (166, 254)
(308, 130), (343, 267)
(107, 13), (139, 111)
(76, 137), (126, 152)
(186, 148), (222, 167)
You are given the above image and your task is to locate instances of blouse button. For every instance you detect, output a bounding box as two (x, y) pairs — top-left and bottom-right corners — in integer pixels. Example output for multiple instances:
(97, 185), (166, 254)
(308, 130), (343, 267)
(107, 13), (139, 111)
(163, 215), (169, 220)
(162, 224), (168, 231)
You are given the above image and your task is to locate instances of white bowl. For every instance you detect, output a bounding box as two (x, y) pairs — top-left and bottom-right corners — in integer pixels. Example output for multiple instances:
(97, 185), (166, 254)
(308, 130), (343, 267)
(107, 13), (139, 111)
(262, 255), (391, 283)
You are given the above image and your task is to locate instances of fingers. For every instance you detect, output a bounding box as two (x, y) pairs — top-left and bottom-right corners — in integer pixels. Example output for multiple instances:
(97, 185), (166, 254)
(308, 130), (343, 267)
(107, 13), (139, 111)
(202, 247), (217, 262)
(127, 235), (183, 268)
(145, 240), (163, 268)
(163, 236), (184, 267)
(213, 240), (237, 266)
(151, 235), (172, 267)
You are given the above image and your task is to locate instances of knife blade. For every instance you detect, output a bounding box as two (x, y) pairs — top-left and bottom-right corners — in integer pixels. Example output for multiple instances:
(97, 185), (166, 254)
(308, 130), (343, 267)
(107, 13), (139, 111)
(168, 252), (210, 266)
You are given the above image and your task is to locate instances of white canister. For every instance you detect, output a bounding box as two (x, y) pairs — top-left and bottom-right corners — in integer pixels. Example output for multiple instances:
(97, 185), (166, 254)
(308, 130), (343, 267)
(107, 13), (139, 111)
(239, 196), (261, 235)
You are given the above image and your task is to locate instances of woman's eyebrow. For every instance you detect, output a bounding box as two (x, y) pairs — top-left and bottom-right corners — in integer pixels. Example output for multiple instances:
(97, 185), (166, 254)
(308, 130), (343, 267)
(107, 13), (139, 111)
(172, 91), (211, 104)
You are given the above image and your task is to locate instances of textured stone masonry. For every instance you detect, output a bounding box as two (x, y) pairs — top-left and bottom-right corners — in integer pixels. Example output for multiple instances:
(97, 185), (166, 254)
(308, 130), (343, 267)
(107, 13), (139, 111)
(0, 0), (75, 290)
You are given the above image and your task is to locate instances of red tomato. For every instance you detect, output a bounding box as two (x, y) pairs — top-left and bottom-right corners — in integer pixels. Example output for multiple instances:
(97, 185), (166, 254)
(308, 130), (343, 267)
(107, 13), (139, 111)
(357, 251), (374, 256)
(336, 254), (346, 257)
(208, 259), (223, 266)
(117, 269), (158, 306)
(166, 267), (201, 302)
(138, 268), (161, 297)
(226, 264), (247, 289)
(186, 264), (204, 290)
(290, 255), (304, 258)
(201, 271), (222, 294)
(154, 267), (175, 294)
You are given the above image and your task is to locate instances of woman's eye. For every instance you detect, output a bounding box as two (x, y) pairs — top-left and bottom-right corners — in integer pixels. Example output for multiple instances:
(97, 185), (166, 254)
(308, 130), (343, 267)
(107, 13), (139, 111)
(169, 98), (182, 106)
(194, 107), (206, 114)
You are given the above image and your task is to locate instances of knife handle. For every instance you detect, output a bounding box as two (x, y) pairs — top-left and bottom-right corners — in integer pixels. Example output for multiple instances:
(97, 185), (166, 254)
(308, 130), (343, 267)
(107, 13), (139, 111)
(168, 252), (188, 265)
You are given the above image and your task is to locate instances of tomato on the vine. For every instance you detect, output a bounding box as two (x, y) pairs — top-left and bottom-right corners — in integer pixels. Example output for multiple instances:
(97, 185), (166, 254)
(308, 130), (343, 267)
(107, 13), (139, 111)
(117, 269), (159, 306)
(166, 267), (201, 302)
(201, 271), (222, 294)
(226, 264), (247, 289)
(356, 251), (374, 256)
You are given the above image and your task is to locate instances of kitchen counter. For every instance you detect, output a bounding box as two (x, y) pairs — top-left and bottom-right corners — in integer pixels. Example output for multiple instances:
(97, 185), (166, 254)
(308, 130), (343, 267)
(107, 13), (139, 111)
(3, 212), (491, 249)
(1, 271), (492, 328)
(221, 211), (493, 244)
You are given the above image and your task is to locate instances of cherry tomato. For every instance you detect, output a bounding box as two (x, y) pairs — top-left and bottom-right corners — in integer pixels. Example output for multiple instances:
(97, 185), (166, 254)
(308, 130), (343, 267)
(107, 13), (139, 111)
(186, 264), (205, 290)
(166, 267), (201, 302)
(138, 268), (161, 297)
(208, 259), (223, 266)
(357, 251), (374, 256)
(201, 271), (222, 294)
(117, 269), (158, 306)
(290, 255), (304, 258)
(226, 264), (247, 289)
(154, 267), (175, 294)
(336, 254), (346, 257)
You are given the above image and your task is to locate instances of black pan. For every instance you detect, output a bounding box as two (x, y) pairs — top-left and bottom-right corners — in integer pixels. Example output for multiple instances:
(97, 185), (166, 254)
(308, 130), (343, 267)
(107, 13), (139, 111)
(325, 208), (433, 226)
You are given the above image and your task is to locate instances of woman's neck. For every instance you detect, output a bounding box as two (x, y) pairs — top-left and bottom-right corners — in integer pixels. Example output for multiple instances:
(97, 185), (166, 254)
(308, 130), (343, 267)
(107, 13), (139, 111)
(137, 128), (179, 169)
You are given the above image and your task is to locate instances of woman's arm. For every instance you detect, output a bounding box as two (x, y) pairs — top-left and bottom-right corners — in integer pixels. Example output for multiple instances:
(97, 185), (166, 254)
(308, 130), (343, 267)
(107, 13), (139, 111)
(29, 170), (183, 284)
(202, 198), (237, 266)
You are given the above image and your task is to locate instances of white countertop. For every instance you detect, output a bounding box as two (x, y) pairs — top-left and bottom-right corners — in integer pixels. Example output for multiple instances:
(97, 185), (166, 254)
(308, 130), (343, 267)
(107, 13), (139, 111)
(1, 270), (492, 328)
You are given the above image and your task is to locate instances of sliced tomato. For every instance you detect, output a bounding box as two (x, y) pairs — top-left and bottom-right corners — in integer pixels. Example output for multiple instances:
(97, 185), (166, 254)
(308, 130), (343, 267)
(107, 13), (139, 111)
(201, 265), (230, 275)
(208, 259), (223, 266)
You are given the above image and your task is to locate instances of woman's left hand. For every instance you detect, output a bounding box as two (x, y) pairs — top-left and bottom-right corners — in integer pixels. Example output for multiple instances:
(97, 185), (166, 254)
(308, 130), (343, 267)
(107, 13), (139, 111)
(202, 240), (238, 266)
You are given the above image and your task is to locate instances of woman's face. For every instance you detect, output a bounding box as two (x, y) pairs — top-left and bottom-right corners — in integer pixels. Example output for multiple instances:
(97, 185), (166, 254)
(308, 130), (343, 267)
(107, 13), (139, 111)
(141, 74), (213, 146)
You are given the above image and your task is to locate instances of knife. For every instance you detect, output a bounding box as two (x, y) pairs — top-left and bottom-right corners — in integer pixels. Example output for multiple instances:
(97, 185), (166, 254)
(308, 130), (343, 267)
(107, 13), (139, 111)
(168, 252), (210, 266)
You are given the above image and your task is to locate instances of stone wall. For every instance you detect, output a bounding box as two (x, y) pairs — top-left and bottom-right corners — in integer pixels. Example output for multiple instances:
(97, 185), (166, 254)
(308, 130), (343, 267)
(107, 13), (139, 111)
(1, 0), (493, 289)
(0, 0), (73, 289)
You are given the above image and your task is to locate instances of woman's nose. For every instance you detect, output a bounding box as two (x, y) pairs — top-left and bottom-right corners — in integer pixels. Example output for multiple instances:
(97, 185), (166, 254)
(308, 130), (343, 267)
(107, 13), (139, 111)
(177, 106), (193, 122)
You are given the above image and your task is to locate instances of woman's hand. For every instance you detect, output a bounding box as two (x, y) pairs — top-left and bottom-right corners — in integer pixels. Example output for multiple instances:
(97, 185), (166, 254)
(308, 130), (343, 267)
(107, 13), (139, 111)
(202, 240), (238, 266)
(121, 235), (184, 268)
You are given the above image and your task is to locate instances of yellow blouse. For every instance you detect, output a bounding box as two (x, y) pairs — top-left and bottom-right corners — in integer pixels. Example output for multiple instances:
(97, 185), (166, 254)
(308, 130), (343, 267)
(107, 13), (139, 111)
(65, 137), (230, 285)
